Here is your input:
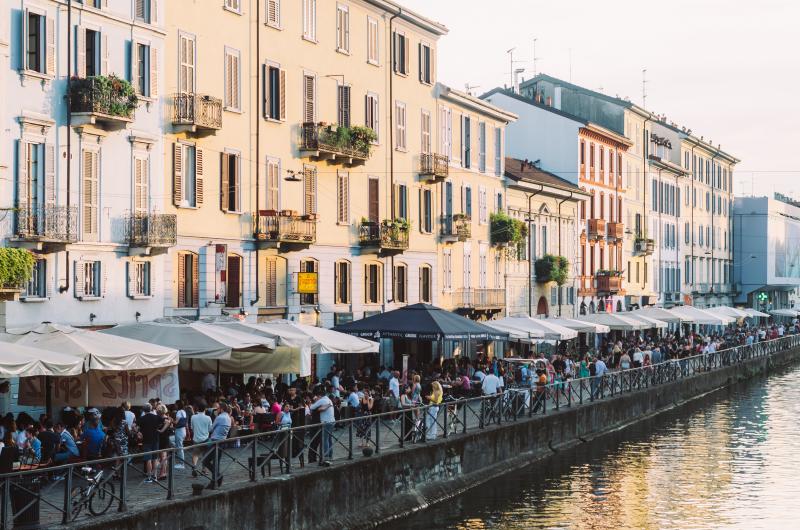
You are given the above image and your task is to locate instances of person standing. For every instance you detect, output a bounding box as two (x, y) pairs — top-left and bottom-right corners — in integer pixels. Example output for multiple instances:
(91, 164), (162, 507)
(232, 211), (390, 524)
(173, 400), (187, 469)
(190, 404), (212, 478)
(138, 404), (160, 483)
(425, 382), (443, 441)
(309, 388), (334, 466)
(203, 403), (231, 488)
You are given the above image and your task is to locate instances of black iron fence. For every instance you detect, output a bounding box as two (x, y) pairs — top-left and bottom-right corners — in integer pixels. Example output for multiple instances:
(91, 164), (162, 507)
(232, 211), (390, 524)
(1, 334), (799, 528)
(359, 222), (409, 250)
(69, 77), (137, 120)
(15, 205), (78, 243)
(253, 212), (316, 244)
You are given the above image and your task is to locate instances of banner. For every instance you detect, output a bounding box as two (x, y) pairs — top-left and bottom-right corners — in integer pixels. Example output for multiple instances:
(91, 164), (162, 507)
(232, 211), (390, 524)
(17, 366), (179, 408)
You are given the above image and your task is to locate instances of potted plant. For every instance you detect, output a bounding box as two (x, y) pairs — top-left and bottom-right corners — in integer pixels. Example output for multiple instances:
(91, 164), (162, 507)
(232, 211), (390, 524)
(0, 248), (35, 299)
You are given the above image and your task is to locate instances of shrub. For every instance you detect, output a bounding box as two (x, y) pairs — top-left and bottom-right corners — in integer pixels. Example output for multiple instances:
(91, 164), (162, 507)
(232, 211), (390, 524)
(535, 254), (570, 285)
(490, 212), (527, 245)
(0, 248), (35, 289)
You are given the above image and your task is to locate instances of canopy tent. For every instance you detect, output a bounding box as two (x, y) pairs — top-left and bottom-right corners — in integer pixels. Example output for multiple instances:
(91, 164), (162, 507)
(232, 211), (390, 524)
(632, 307), (690, 324)
(621, 312), (668, 329)
(769, 308), (799, 318)
(0, 342), (84, 377)
(489, 316), (577, 341)
(101, 319), (307, 375)
(482, 319), (546, 342)
(542, 317), (610, 334)
(577, 313), (650, 331)
(667, 305), (735, 325)
(705, 306), (750, 319)
(1, 323), (179, 370)
(743, 308), (770, 318)
(333, 304), (509, 341)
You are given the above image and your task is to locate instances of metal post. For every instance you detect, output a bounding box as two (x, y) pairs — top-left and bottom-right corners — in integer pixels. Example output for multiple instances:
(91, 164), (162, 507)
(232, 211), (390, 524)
(399, 411), (405, 448)
(528, 388), (533, 417)
(119, 456), (129, 512)
(555, 385), (560, 410)
(348, 421), (353, 460)
(462, 400), (468, 434)
(579, 380), (583, 405)
(480, 400), (485, 428)
(422, 406), (429, 441)
(167, 450), (175, 500)
(374, 417), (381, 454)
(443, 404), (449, 438)
(211, 443), (219, 490)
(62, 467), (73, 525)
(2, 477), (10, 530)
(497, 396), (502, 425)
(286, 431), (292, 473)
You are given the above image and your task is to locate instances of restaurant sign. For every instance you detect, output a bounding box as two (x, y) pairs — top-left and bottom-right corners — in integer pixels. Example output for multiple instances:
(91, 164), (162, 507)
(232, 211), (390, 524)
(297, 272), (318, 294)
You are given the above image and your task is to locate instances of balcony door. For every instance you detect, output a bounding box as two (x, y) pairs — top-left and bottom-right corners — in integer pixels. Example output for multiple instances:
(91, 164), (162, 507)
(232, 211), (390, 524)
(444, 181), (453, 232)
(225, 255), (241, 308)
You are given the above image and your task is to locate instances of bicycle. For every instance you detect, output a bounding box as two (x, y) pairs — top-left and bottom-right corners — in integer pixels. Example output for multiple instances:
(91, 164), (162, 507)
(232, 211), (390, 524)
(69, 466), (115, 519)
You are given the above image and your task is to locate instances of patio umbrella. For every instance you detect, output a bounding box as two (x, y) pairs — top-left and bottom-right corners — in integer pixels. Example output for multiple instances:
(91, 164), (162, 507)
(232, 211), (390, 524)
(577, 313), (650, 331)
(769, 308), (799, 318)
(706, 306), (749, 319)
(632, 307), (690, 324)
(545, 317), (610, 334)
(667, 306), (735, 325)
(333, 303), (509, 341)
(743, 308), (770, 318)
(482, 319), (546, 342)
(0, 342), (84, 377)
(2, 323), (179, 370)
(621, 312), (668, 329)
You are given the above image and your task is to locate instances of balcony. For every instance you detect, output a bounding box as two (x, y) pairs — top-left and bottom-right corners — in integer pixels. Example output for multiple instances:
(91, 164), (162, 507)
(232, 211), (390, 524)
(588, 218), (606, 241)
(359, 220), (409, 255)
(596, 271), (623, 294)
(125, 213), (177, 255)
(607, 222), (624, 242)
(69, 76), (137, 130)
(440, 214), (471, 243)
(172, 93), (223, 133)
(451, 288), (505, 313)
(299, 122), (375, 166)
(634, 237), (655, 256)
(253, 210), (317, 249)
(10, 205), (78, 252)
(420, 153), (449, 182)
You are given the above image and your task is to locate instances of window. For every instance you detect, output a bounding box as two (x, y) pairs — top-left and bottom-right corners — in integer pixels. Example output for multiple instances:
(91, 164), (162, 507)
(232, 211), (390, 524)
(367, 17), (379, 64)
(395, 101), (407, 150)
(128, 260), (151, 297)
(464, 186), (472, 218)
(364, 263), (382, 304)
(461, 116), (471, 168)
(80, 28), (103, 77)
(173, 143), (203, 208)
(335, 261), (351, 304)
(541, 225), (548, 254)
(76, 260), (103, 299)
(494, 254), (502, 288)
(336, 170), (349, 224)
(82, 150), (99, 241)
(266, 157), (280, 210)
(263, 63), (286, 120)
(179, 33), (195, 94)
(418, 42), (432, 84)
(135, 0), (153, 23)
(132, 42), (157, 97)
(224, 0), (241, 13)
(224, 48), (241, 111)
(394, 264), (407, 303)
(478, 122), (486, 173)
(685, 222), (690, 244)
(463, 246), (472, 288)
(365, 93), (379, 138)
(336, 4), (350, 53)
(303, 165), (317, 214)
(590, 143), (595, 168)
(300, 259), (318, 305)
(336, 84), (351, 127)
(420, 110), (431, 154)
(220, 151), (241, 212)
(420, 188), (432, 233)
(479, 249), (487, 288)
(24, 11), (49, 74)
(420, 265), (432, 303)
(302, 0), (317, 41)
(264, 256), (283, 307)
(133, 156), (149, 214)
(266, 0), (281, 28)
(392, 31), (409, 75)
(580, 141), (585, 166)
(303, 74), (316, 123)
(25, 259), (47, 299)
(177, 252), (199, 308)
(478, 186), (487, 224)
(496, 192), (503, 213)
(494, 128), (502, 176)
(16, 140), (52, 222)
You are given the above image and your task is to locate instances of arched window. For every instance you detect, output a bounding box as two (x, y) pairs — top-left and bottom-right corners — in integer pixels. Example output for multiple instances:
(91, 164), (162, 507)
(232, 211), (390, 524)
(536, 296), (548, 316)
(334, 260), (351, 304)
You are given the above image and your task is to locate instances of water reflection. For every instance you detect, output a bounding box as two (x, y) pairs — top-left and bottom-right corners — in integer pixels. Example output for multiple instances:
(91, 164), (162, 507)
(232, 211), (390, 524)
(384, 367), (800, 530)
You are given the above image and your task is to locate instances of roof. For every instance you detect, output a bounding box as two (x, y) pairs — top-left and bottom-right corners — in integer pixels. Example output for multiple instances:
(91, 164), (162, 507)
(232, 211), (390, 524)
(480, 87), (588, 125)
(504, 157), (588, 197)
(366, 1), (449, 36)
(520, 73), (635, 109)
(438, 84), (518, 123)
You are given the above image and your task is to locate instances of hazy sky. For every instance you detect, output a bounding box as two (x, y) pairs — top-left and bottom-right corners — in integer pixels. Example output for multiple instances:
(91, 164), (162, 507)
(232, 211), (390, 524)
(400, 0), (800, 197)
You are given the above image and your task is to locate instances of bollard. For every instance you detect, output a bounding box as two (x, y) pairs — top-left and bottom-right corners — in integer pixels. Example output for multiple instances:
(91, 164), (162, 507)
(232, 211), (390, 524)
(375, 418), (381, 454)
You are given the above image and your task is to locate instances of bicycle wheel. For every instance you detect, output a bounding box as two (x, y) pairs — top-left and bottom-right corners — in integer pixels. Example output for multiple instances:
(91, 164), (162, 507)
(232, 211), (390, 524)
(89, 480), (115, 516)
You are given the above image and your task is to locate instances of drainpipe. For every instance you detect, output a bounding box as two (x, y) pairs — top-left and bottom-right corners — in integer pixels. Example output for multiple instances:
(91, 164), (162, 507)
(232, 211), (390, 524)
(690, 143), (697, 292)
(60, 0), (73, 294)
(710, 150), (720, 302)
(250, 0), (261, 306)
(556, 192), (572, 316)
(526, 186), (542, 316)
(640, 114), (652, 295)
(387, 10), (400, 306)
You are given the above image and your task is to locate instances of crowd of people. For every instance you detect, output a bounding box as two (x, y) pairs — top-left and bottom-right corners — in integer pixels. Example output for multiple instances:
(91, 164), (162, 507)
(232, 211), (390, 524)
(0, 319), (793, 488)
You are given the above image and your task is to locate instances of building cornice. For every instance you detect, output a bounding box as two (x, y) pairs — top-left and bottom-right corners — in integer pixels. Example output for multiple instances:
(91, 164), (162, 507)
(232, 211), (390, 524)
(438, 84), (518, 123)
(365, 1), (448, 35)
(580, 124), (633, 150)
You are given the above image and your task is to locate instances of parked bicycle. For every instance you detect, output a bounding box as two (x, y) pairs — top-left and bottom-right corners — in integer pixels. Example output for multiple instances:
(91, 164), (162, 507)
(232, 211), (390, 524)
(69, 466), (115, 519)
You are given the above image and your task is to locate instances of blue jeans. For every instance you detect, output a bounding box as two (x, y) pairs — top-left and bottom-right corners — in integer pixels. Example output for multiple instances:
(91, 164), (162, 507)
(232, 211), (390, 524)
(321, 423), (334, 460)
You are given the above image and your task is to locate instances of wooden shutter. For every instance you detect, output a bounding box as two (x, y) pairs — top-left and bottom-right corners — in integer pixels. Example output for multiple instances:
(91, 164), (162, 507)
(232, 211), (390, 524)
(304, 166), (316, 215)
(368, 178), (379, 223)
(225, 52), (232, 107)
(131, 41), (140, 92)
(303, 75), (314, 123)
(403, 34), (409, 74)
(74, 262), (86, 299)
(191, 254), (199, 307)
(83, 151), (98, 240)
(17, 141), (28, 210)
(101, 262), (108, 297)
(173, 143), (182, 205)
(231, 53), (240, 109)
(279, 69), (286, 120)
(101, 33), (109, 75)
(196, 148), (204, 204)
(135, 0), (146, 19)
(266, 159), (279, 210)
(177, 254), (186, 306)
(418, 43), (422, 82)
(265, 257), (277, 306)
(42, 143), (54, 207)
(45, 16), (55, 75)
(262, 65), (269, 119)
(337, 171), (349, 224)
(268, 0), (280, 26)
(152, 0), (159, 23)
(149, 46), (158, 97)
(76, 27), (86, 77)
(220, 153), (230, 212)
(134, 158), (148, 213)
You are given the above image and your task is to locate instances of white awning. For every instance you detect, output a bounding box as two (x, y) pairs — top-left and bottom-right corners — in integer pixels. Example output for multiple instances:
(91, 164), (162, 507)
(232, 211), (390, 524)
(0, 342), (84, 377)
(577, 313), (650, 331)
(706, 306), (750, 319)
(483, 319), (546, 342)
(491, 316), (577, 340)
(667, 306), (735, 325)
(2, 323), (179, 371)
(769, 309), (799, 318)
(632, 307), (690, 324)
(743, 308), (770, 318)
(545, 317), (611, 334)
(621, 313), (668, 329)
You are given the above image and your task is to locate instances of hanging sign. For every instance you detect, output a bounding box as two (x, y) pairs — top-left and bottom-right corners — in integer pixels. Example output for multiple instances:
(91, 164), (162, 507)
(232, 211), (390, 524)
(297, 272), (318, 294)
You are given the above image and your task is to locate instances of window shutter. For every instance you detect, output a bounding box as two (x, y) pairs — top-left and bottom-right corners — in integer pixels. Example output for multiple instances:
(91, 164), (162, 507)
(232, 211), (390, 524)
(130, 41), (139, 90)
(177, 254), (186, 306)
(403, 35), (409, 74)
(232, 54), (240, 109)
(303, 75), (314, 123)
(46, 17), (55, 76)
(418, 189), (422, 233)
(135, 0), (145, 19)
(342, 86), (350, 126)
(45, 262), (54, 299)
(126, 261), (134, 297)
(418, 43), (422, 82)
(151, 0), (159, 24)
(220, 153), (230, 212)
(304, 166), (317, 214)
(196, 148), (204, 204)
(83, 151), (98, 240)
(279, 69), (286, 120)
(173, 143), (182, 206)
(45, 143), (56, 206)
(74, 262), (86, 299)
(146, 261), (155, 297)
(16, 141), (28, 209)
(265, 257), (277, 306)
(101, 33), (109, 75)
(262, 64), (269, 119)
(149, 46), (158, 97)
(268, 0), (279, 26)
(191, 254), (199, 307)
(21, 9), (28, 70)
(337, 86), (343, 126)
(77, 27), (86, 77)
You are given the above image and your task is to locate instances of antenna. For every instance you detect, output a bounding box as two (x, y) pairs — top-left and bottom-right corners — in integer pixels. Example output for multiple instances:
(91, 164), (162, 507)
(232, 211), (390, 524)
(532, 38), (541, 78)
(568, 48), (572, 82)
(464, 83), (480, 96)
(507, 47), (516, 91)
(642, 68), (648, 108)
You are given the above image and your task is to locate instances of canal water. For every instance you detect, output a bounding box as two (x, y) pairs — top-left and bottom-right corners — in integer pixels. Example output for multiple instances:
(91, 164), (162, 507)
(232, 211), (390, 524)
(384, 364), (800, 530)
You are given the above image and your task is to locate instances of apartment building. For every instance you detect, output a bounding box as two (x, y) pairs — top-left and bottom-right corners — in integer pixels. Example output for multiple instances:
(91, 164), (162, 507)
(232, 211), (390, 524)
(1, 0), (171, 329)
(433, 85), (516, 321)
(503, 157), (585, 318)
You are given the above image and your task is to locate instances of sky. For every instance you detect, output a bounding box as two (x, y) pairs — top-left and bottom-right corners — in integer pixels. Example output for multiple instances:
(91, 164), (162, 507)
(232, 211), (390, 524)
(400, 0), (800, 197)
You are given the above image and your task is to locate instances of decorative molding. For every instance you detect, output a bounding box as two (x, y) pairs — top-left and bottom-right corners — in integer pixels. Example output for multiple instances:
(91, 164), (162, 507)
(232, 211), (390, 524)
(18, 110), (56, 135)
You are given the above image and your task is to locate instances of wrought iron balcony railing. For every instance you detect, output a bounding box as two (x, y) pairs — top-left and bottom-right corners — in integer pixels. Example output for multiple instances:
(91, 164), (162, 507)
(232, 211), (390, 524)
(125, 213), (177, 248)
(440, 214), (471, 242)
(300, 122), (372, 164)
(172, 93), (223, 130)
(69, 77), (137, 124)
(451, 288), (505, 311)
(420, 153), (449, 180)
(359, 221), (409, 252)
(253, 211), (316, 246)
(14, 205), (79, 243)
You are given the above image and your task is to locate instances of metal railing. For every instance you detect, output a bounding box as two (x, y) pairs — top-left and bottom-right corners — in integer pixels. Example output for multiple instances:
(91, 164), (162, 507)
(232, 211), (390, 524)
(2, 333), (798, 528)
(124, 213), (177, 248)
(420, 153), (449, 179)
(253, 212), (316, 244)
(300, 122), (371, 161)
(69, 78), (136, 120)
(171, 94), (223, 130)
(451, 288), (505, 310)
(440, 214), (470, 241)
(359, 222), (409, 251)
(14, 205), (78, 243)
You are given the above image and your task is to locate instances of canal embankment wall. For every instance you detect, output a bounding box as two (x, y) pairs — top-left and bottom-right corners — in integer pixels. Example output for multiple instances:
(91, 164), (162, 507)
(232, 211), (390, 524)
(73, 345), (800, 530)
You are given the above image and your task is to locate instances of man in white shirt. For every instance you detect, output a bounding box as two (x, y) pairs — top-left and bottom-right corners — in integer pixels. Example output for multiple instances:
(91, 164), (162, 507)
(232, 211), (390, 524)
(191, 405), (212, 477)
(309, 389), (335, 465)
(122, 402), (136, 430)
(473, 368), (486, 383)
(481, 372), (501, 395)
(388, 372), (400, 401)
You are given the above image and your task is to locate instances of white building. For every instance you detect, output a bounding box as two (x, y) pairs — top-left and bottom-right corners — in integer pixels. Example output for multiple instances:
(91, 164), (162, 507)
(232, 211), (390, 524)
(1, 0), (171, 330)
